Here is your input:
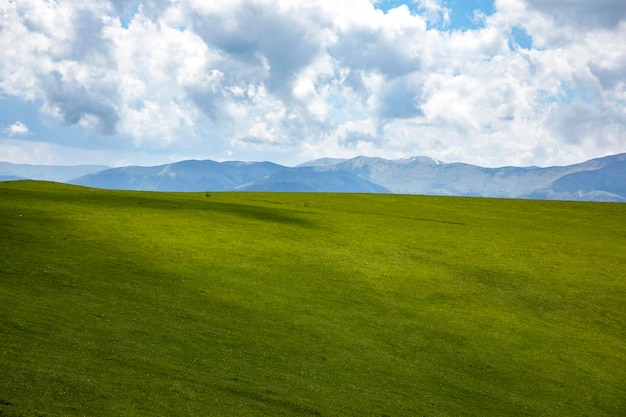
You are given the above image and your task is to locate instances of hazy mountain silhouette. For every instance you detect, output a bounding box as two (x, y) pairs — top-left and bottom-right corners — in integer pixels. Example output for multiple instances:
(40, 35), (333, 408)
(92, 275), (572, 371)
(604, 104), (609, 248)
(236, 168), (390, 193)
(0, 162), (108, 183)
(3, 153), (624, 201)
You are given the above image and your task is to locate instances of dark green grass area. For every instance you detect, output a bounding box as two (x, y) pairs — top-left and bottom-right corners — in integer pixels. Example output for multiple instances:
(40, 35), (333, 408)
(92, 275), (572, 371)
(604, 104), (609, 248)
(1, 181), (625, 416)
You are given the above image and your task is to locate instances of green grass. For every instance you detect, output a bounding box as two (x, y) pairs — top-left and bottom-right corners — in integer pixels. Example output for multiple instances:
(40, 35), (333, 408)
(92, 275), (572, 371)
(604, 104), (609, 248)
(1, 180), (625, 416)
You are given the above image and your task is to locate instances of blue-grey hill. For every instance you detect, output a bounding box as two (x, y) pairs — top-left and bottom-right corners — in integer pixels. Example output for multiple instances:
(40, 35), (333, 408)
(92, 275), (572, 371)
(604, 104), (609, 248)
(0, 162), (109, 183)
(2, 153), (624, 201)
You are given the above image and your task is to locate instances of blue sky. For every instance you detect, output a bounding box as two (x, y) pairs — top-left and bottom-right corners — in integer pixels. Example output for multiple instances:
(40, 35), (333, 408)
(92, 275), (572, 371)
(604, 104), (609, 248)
(375, 0), (495, 29)
(1, 0), (625, 167)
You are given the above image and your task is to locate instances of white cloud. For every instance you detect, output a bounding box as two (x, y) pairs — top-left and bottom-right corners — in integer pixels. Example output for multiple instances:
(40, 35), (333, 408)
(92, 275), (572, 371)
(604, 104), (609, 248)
(0, 0), (624, 167)
(4, 121), (32, 136)
(524, 0), (626, 29)
(417, 0), (450, 27)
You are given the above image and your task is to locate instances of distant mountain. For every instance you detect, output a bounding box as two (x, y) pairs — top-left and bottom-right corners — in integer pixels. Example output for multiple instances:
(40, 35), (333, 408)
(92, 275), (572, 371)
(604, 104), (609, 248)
(236, 168), (390, 193)
(0, 162), (109, 183)
(297, 157), (348, 167)
(6, 153), (625, 201)
(310, 153), (626, 201)
(70, 160), (389, 193)
(69, 160), (285, 191)
(536, 155), (626, 201)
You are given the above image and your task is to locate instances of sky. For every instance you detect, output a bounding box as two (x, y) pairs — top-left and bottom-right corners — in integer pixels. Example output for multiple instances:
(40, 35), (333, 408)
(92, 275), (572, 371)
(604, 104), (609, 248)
(1, 0), (625, 168)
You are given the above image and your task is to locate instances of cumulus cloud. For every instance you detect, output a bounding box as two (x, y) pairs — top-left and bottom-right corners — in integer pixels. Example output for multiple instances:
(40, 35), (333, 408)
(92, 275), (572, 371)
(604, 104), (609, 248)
(43, 70), (120, 135)
(417, 0), (451, 27)
(0, 0), (624, 167)
(4, 121), (32, 136)
(524, 0), (626, 29)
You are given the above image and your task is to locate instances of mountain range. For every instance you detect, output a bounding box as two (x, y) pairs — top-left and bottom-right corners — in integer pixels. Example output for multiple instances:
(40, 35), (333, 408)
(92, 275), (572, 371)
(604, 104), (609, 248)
(1, 153), (625, 201)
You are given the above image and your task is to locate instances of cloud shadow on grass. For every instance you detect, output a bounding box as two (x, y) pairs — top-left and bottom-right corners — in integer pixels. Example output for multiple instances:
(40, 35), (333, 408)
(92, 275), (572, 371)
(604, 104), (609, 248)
(203, 201), (318, 228)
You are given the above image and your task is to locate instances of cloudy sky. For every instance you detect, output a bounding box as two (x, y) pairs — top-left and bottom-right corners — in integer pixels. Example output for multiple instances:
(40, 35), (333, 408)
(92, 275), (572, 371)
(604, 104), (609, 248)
(1, 0), (625, 167)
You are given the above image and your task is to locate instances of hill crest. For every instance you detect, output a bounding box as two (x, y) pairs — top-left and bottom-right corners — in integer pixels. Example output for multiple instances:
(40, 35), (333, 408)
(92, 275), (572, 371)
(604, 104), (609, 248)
(1, 153), (625, 201)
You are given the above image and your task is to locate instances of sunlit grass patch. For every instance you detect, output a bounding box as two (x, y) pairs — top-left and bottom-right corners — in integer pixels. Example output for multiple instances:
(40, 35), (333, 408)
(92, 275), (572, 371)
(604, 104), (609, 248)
(1, 181), (625, 416)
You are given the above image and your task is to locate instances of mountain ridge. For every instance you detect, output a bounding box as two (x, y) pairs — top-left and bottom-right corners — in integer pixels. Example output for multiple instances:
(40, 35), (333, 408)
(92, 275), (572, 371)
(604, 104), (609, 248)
(1, 153), (624, 201)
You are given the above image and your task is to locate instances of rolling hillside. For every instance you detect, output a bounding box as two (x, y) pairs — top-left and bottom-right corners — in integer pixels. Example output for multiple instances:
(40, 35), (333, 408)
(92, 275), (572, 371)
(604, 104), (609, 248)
(1, 181), (625, 416)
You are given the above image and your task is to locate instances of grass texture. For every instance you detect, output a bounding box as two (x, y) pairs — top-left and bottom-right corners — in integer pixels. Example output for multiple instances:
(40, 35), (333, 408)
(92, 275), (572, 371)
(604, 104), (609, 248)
(0, 180), (625, 416)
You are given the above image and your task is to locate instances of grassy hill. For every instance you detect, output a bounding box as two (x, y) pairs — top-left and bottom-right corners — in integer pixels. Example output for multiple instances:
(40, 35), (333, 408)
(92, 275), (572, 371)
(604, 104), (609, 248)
(1, 181), (624, 416)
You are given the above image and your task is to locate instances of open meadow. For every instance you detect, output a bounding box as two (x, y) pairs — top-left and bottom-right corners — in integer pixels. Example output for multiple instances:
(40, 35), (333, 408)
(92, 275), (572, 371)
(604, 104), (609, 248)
(1, 180), (625, 416)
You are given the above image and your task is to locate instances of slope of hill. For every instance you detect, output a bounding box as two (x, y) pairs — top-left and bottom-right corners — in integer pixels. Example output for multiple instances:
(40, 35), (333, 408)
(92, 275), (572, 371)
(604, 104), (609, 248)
(546, 156), (626, 201)
(0, 174), (25, 182)
(70, 160), (390, 193)
(312, 153), (626, 201)
(70, 160), (285, 191)
(297, 157), (348, 167)
(1, 181), (624, 416)
(0, 162), (109, 182)
(236, 168), (391, 193)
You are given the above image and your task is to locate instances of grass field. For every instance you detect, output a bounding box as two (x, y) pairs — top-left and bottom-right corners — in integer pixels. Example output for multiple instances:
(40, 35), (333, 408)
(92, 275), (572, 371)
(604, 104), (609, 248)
(1, 180), (625, 416)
